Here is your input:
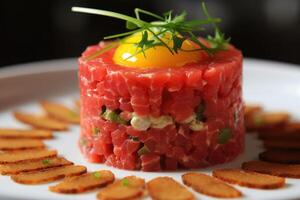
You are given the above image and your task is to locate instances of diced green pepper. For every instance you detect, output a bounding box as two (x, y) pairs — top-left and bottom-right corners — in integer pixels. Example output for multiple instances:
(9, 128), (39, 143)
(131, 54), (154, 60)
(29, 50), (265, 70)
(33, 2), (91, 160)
(218, 128), (232, 144)
(137, 145), (150, 156)
(102, 109), (128, 125)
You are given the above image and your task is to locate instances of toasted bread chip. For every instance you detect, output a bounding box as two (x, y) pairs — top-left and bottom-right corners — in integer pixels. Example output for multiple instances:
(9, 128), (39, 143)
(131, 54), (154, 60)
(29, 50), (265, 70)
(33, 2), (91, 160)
(182, 172), (242, 198)
(0, 157), (72, 175)
(258, 122), (300, 140)
(0, 138), (44, 151)
(11, 165), (87, 184)
(0, 128), (53, 139)
(98, 176), (145, 200)
(264, 140), (300, 150)
(0, 149), (57, 164)
(147, 177), (194, 200)
(242, 160), (300, 178)
(14, 112), (68, 131)
(50, 170), (114, 194)
(213, 169), (285, 189)
(246, 111), (290, 132)
(41, 101), (80, 124)
(259, 150), (300, 164)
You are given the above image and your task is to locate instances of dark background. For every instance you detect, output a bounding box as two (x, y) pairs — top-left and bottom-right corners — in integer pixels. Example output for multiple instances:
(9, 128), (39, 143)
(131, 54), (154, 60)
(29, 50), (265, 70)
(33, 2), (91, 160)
(1, 0), (300, 67)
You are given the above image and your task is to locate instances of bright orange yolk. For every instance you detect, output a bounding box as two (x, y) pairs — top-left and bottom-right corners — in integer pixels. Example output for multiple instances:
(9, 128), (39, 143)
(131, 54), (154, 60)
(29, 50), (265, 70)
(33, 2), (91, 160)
(113, 31), (202, 68)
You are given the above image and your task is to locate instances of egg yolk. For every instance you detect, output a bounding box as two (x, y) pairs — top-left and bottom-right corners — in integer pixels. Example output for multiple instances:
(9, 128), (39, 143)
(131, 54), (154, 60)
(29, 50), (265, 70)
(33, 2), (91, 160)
(113, 31), (203, 68)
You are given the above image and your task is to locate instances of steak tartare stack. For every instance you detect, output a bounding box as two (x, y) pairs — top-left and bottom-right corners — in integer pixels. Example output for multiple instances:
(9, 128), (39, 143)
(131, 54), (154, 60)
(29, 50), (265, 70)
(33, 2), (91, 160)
(74, 3), (244, 171)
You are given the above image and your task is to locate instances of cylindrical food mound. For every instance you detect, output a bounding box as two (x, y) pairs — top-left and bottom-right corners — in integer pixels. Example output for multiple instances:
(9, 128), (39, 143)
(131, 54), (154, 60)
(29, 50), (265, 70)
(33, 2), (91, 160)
(79, 42), (244, 171)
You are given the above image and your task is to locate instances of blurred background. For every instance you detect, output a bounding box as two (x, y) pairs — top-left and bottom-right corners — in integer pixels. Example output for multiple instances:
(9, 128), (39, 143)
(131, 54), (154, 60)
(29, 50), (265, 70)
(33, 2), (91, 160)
(0, 0), (300, 67)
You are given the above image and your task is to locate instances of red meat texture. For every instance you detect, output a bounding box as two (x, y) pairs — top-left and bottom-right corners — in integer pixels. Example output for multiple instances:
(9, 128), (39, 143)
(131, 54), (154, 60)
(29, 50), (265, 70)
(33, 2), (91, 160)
(78, 42), (244, 171)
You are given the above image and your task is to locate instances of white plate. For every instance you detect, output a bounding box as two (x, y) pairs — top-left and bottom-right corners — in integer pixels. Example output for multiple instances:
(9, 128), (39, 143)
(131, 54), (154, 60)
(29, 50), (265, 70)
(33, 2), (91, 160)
(0, 58), (300, 200)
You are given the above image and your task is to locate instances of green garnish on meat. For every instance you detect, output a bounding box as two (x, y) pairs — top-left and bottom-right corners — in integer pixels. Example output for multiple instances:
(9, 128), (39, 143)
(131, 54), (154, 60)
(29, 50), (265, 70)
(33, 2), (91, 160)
(92, 127), (100, 136)
(72, 1), (229, 60)
(138, 145), (150, 156)
(129, 135), (140, 142)
(102, 109), (128, 125)
(218, 128), (232, 144)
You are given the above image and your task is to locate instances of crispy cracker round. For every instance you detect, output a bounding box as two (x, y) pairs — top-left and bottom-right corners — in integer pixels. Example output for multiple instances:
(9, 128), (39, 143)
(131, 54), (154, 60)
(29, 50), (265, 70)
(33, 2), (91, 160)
(264, 140), (300, 150)
(0, 157), (72, 175)
(259, 150), (300, 164)
(258, 122), (300, 140)
(213, 169), (285, 189)
(50, 170), (114, 194)
(11, 165), (87, 184)
(242, 160), (300, 178)
(0, 128), (53, 139)
(14, 112), (68, 131)
(0, 149), (57, 164)
(0, 138), (45, 151)
(41, 101), (80, 124)
(147, 177), (194, 200)
(182, 172), (242, 198)
(97, 176), (145, 200)
(245, 111), (290, 132)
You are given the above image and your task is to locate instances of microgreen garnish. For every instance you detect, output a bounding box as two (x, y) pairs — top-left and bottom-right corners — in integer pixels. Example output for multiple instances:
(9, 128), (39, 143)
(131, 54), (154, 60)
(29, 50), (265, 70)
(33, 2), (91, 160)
(42, 159), (50, 165)
(218, 128), (232, 144)
(122, 178), (129, 186)
(93, 171), (101, 179)
(72, 1), (229, 60)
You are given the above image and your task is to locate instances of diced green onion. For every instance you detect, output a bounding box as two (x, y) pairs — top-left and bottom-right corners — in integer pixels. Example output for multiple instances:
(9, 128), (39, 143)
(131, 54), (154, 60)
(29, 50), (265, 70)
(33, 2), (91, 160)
(218, 128), (232, 144)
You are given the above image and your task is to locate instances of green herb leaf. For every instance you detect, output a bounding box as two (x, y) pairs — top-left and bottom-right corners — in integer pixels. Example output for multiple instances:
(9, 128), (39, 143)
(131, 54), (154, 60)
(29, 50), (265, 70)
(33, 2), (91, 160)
(122, 178), (129, 186)
(172, 35), (185, 53)
(126, 21), (138, 30)
(72, 1), (229, 59)
(138, 145), (150, 156)
(218, 128), (232, 144)
(172, 11), (187, 24)
(42, 159), (50, 165)
(93, 171), (101, 179)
